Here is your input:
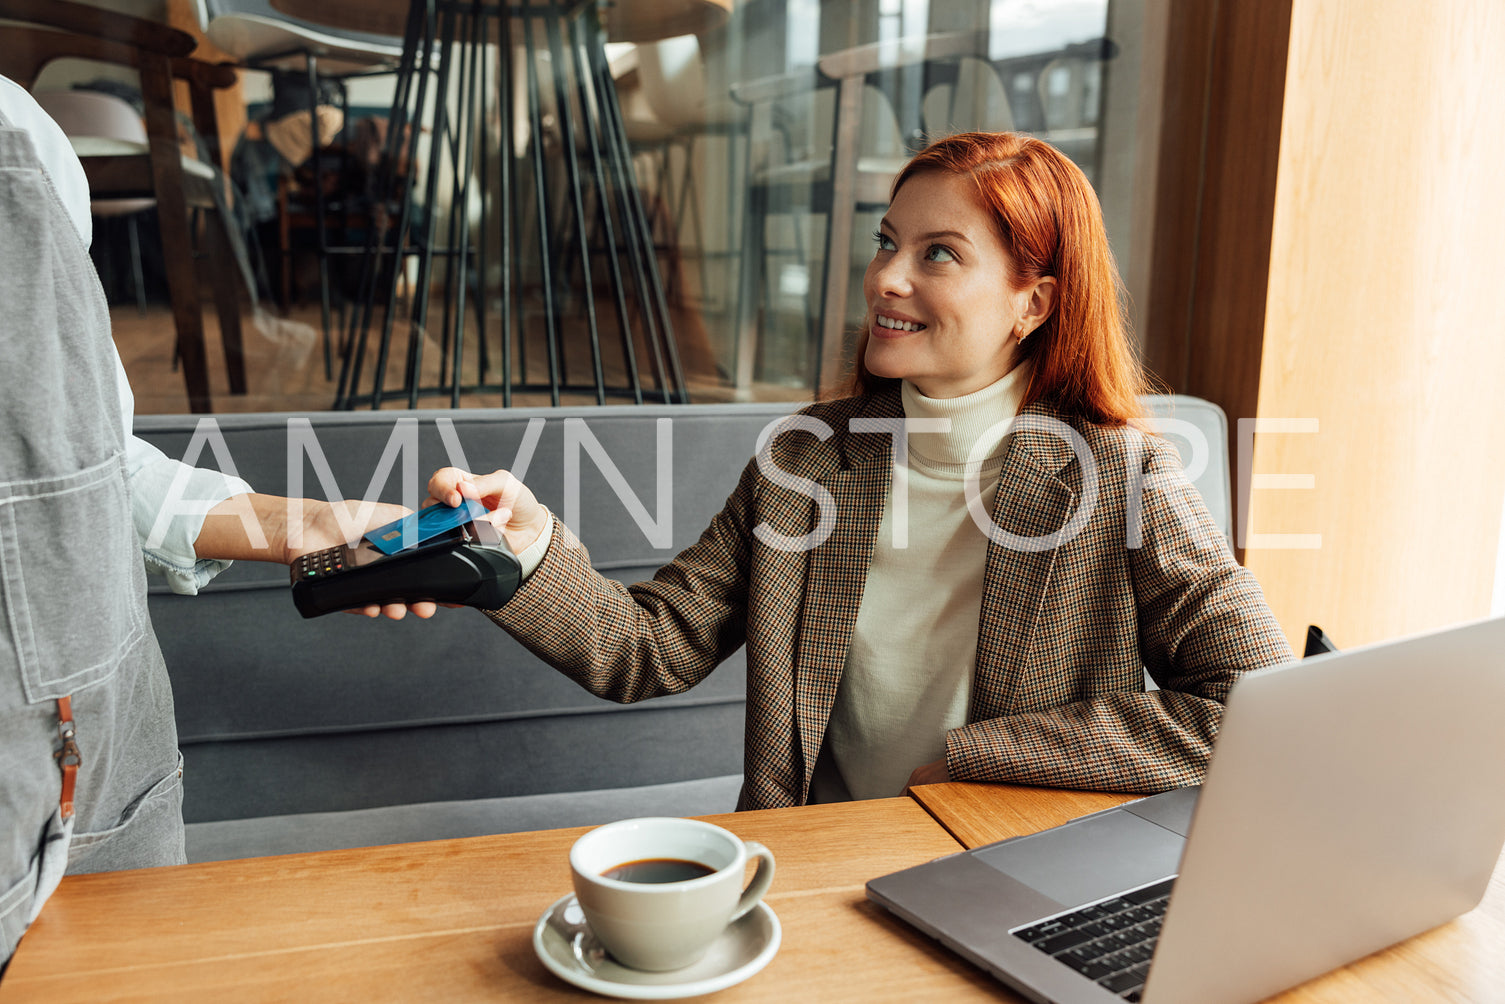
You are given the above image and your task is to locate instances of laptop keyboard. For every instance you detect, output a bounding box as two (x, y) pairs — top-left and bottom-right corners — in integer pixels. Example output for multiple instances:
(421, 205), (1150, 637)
(1012, 876), (1176, 1001)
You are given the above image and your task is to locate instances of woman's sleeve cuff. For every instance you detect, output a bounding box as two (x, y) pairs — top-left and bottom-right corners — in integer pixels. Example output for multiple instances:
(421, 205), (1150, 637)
(514, 508), (555, 579)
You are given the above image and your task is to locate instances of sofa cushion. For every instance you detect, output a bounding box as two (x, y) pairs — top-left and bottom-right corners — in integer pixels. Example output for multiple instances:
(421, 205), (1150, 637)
(184, 774), (745, 862)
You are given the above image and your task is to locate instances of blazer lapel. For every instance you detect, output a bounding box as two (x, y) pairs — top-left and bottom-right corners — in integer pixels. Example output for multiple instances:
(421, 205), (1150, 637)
(792, 391), (897, 798)
(973, 405), (1081, 719)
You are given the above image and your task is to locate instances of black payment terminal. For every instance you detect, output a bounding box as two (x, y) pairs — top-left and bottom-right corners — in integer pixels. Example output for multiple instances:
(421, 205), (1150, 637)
(289, 516), (522, 618)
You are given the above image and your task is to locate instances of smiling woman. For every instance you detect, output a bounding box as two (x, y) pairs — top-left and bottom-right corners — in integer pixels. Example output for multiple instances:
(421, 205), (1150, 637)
(435, 130), (1294, 813)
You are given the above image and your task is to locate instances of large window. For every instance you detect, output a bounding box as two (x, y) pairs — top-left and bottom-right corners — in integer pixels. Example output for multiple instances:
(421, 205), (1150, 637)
(76, 0), (1158, 411)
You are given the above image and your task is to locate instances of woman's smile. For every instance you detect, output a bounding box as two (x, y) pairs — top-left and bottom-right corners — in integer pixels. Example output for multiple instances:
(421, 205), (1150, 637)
(873, 311), (928, 335)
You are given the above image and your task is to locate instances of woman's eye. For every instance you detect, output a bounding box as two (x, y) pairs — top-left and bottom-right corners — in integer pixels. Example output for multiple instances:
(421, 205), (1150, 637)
(925, 245), (957, 263)
(872, 231), (895, 252)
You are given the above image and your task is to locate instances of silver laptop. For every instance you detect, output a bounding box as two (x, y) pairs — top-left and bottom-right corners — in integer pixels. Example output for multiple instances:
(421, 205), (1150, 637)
(868, 616), (1505, 1003)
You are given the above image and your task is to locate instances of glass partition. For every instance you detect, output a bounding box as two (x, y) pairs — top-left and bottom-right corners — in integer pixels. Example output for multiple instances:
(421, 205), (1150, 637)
(77, 0), (1154, 413)
(633, 0), (1139, 400)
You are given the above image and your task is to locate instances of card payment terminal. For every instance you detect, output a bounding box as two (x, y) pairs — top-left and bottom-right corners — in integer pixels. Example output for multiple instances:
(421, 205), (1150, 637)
(289, 508), (522, 618)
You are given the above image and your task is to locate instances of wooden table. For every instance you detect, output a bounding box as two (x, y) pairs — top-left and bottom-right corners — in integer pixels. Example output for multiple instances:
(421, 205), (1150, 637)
(911, 782), (1505, 1003)
(9, 785), (1503, 1001)
(910, 779), (1138, 848)
(0, 798), (1006, 1002)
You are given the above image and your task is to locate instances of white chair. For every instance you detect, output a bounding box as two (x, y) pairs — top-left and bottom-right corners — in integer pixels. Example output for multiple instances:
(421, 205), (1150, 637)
(35, 89), (159, 315)
(626, 34), (748, 314)
(729, 31), (1115, 396)
(195, 0), (403, 76)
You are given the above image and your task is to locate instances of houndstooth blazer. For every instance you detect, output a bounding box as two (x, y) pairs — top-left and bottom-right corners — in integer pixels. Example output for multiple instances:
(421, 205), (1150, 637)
(487, 388), (1294, 810)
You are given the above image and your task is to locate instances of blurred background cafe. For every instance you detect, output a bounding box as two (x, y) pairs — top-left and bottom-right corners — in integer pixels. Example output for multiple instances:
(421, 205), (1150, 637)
(4, 0), (1504, 665)
(8, 0), (1136, 411)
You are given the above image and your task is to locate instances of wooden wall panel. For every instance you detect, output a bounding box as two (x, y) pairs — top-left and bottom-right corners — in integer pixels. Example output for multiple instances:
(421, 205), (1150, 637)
(1137, 0), (1215, 388)
(1243, 0), (1505, 649)
(1137, 0), (1293, 556)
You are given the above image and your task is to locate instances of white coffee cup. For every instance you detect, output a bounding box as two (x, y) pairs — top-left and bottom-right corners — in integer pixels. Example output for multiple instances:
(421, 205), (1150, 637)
(569, 817), (776, 972)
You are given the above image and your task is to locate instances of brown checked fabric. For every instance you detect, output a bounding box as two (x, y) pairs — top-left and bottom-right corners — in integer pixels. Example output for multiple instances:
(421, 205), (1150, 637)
(487, 388), (1294, 809)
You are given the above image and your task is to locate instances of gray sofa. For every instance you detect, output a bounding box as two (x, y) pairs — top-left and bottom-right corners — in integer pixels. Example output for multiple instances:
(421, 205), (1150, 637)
(137, 403), (797, 861)
(135, 395), (1228, 862)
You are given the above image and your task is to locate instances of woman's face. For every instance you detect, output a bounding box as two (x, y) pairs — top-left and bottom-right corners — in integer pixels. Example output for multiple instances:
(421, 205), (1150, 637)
(862, 170), (1054, 399)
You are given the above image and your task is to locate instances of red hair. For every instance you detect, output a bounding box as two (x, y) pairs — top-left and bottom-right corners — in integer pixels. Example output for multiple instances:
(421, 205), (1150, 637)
(843, 132), (1148, 426)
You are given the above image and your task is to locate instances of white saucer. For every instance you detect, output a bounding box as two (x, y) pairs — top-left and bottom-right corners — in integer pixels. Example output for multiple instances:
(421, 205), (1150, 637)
(532, 894), (781, 1000)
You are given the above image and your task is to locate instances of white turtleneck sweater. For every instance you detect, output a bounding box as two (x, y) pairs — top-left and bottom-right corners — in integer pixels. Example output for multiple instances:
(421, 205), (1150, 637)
(809, 363), (1032, 802)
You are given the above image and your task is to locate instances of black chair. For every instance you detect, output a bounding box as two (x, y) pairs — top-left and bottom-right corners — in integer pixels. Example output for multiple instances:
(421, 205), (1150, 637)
(333, 0), (691, 409)
(1304, 625), (1340, 658)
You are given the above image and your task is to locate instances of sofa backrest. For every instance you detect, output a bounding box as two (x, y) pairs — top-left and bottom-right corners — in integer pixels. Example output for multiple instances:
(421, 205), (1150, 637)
(138, 403), (798, 823)
(135, 394), (1230, 825)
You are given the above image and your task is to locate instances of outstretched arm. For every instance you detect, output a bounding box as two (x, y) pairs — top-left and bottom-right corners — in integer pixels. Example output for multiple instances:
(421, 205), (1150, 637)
(194, 493), (436, 620)
(428, 463), (756, 705)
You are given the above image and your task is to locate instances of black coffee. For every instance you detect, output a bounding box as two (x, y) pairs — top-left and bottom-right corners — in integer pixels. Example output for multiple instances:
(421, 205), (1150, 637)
(602, 857), (717, 884)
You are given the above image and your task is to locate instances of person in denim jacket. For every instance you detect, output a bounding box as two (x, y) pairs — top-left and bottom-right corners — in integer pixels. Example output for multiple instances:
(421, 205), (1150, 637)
(0, 75), (430, 968)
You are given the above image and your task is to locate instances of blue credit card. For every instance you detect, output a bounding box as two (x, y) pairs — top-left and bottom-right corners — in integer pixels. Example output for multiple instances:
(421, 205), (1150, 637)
(363, 498), (489, 555)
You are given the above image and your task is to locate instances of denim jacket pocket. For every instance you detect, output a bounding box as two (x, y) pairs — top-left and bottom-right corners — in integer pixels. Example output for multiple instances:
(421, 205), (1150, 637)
(0, 454), (146, 705)
(66, 752), (185, 874)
